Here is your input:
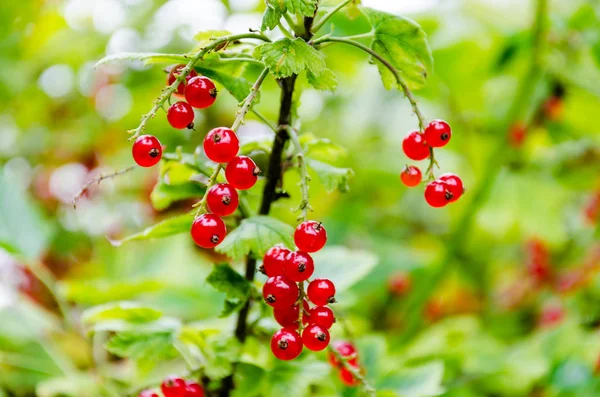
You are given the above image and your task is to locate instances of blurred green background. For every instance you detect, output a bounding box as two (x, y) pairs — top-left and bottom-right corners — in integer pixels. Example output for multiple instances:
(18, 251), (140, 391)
(1, 0), (600, 396)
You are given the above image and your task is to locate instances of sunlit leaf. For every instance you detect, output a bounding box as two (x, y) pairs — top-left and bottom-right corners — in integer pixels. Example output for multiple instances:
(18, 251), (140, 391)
(94, 52), (187, 67)
(312, 246), (378, 291)
(110, 214), (193, 246)
(254, 38), (326, 79)
(306, 159), (354, 193)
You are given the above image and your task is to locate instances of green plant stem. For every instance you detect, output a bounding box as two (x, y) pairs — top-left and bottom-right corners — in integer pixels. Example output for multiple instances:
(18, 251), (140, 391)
(278, 21), (295, 39)
(283, 12), (302, 36)
(328, 347), (376, 397)
(128, 32), (270, 140)
(312, 0), (353, 33)
(251, 110), (278, 132)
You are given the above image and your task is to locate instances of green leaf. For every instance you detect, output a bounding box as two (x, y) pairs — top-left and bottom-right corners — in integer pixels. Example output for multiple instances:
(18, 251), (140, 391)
(361, 7), (433, 90)
(254, 38), (326, 79)
(110, 214), (193, 246)
(60, 279), (163, 305)
(261, 6), (282, 31)
(206, 263), (252, 317)
(196, 64), (253, 102)
(379, 361), (445, 397)
(263, 357), (330, 397)
(301, 134), (347, 162)
(306, 68), (338, 92)
(81, 302), (162, 325)
(194, 30), (232, 47)
(284, 0), (317, 16)
(232, 363), (266, 397)
(105, 332), (178, 362)
(95, 52), (187, 67)
(312, 246), (378, 291)
(216, 216), (294, 260)
(306, 159), (354, 193)
(179, 327), (241, 380)
(150, 182), (205, 211)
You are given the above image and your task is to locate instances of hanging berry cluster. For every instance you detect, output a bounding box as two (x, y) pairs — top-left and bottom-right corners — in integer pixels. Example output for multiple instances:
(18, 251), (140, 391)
(138, 376), (204, 397)
(329, 341), (363, 386)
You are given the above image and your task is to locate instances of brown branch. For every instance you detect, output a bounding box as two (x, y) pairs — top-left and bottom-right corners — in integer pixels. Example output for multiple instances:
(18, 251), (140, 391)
(71, 166), (136, 208)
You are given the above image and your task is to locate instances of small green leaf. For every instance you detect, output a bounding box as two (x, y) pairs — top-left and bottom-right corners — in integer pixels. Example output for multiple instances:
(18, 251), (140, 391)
(361, 7), (433, 90)
(306, 159), (354, 193)
(151, 182), (205, 211)
(232, 363), (266, 397)
(81, 302), (163, 326)
(284, 0), (317, 16)
(194, 54), (254, 102)
(379, 361), (445, 397)
(312, 246), (378, 291)
(60, 280), (163, 305)
(306, 68), (338, 92)
(110, 214), (193, 246)
(194, 30), (232, 46)
(207, 264), (252, 317)
(105, 332), (178, 362)
(261, 6), (282, 31)
(216, 216), (295, 260)
(95, 52), (187, 68)
(254, 38), (326, 79)
(302, 135), (347, 162)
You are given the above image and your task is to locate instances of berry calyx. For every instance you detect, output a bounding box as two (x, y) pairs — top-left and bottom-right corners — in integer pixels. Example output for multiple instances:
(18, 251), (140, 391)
(206, 183), (239, 217)
(167, 102), (195, 129)
(308, 306), (335, 329)
(225, 156), (260, 190)
(139, 391), (159, 397)
(273, 300), (309, 328)
(203, 127), (239, 163)
(284, 251), (315, 282)
(302, 324), (330, 351)
(400, 165), (422, 187)
(185, 76), (217, 109)
(424, 119), (452, 148)
(161, 376), (187, 397)
(271, 328), (303, 360)
(339, 365), (360, 387)
(328, 341), (358, 368)
(190, 214), (226, 249)
(167, 64), (198, 96)
(307, 278), (336, 306)
(424, 180), (452, 208)
(262, 246), (291, 277)
(184, 382), (204, 397)
(132, 135), (162, 167)
(262, 275), (299, 308)
(439, 173), (464, 202)
(294, 221), (327, 253)
(402, 131), (430, 161)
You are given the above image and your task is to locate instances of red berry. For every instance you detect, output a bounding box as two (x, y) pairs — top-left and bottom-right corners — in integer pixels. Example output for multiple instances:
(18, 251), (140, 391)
(526, 239), (551, 283)
(203, 127), (239, 163)
(294, 221), (327, 253)
(308, 306), (335, 329)
(263, 275), (299, 308)
(167, 64), (198, 96)
(424, 119), (451, 148)
(328, 341), (358, 368)
(161, 376), (187, 397)
(184, 382), (204, 397)
(439, 173), (464, 202)
(206, 183), (239, 217)
(273, 300), (309, 328)
(270, 328), (303, 360)
(400, 165), (422, 187)
(185, 76), (217, 109)
(402, 131), (430, 161)
(139, 391), (159, 397)
(284, 251), (314, 282)
(424, 180), (452, 208)
(539, 303), (564, 327)
(167, 102), (195, 129)
(509, 122), (527, 148)
(132, 135), (162, 167)
(307, 278), (336, 306)
(302, 324), (330, 351)
(388, 272), (411, 296)
(262, 246), (291, 277)
(339, 365), (360, 387)
(225, 156), (260, 190)
(190, 214), (226, 249)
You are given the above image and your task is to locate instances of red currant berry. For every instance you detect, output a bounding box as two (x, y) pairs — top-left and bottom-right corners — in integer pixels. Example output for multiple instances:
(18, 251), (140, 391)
(167, 102), (195, 129)
(400, 165), (422, 187)
(284, 251), (314, 282)
(262, 246), (291, 277)
(203, 127), (239, 163)
(190, 214), (226, 249)
(294, 221), (327, 253)
(424, 180), (452, 208)
(139, 391), (159, 397)
(424, 119), (451, 148)
(307, 278), (336, 306)
(184, 382), (204, 397)
(388, 272), (411, 296)
(185, 76), (217, 109)
(270, 328), (303, 360)
(225, 156), (260, 190)
(302, 324), (330, 351)
(132, 135), (162, 167)
(161, 376), (187, 397)
(167, 64), (198, 96)
(439, 173), (464, 202)
(206, 183), (239, 217)
(328, 341), (358, 368)
(339, 365), (360, 387)
(262, 275), (299, 308)
(402, 131), (430, 161)
(273, 299), (309, 328)
(308, 306), (335, 329)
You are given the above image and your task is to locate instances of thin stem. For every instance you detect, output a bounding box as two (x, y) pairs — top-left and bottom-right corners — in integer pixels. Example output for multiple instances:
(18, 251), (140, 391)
(251, 110), (278, 133)
(71, 166), (136, 208)
(342, 31), (375, 41)
(285, 126), (311, 220)
(328, 346), (376, 396)
(218, 57), (265, 66)
(312, 0), (353, 33)
(278, 21), (295, 39)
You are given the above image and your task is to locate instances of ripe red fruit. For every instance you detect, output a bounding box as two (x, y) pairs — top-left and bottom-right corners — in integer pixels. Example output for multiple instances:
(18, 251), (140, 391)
(439, 173), (464, 202)
(307, 278), (336, 306)
(185, 76), (217, 109)
(206, 183), (239, 217)
(161, 376), (187, 397)
(509, 122), (527, 148)
(190, 214), (226, 249)
(339, 365), (360, 387)
(400, 165), (422, 187)
(526, 239), (551, 283)
(203, 127), (239, 163)
(538, 303), (564, 327)
(388, 272), (411, 296)
(284, 251), (314, 282)
(294, 221), (327, 253)
(132, 135), (162, 167)
(262, 246), (291, 277)
(308, 306), (335, 329)
(271, 328), (303, 360)
(263, 275), (299, 308)
(139, 391), (159, 397)
(184, 382), (204, 397)
(225, 156), (260, 190)
(328, 341), (358, 368)
(273, 300), (309, 328)
(402, 131), (430, 161)
(167, 102), (195, 129)
(424, 120), (452, 148)
(167, 64), (198, 96)
(424, 180), (452, 208)
(302, 324), (330, 351)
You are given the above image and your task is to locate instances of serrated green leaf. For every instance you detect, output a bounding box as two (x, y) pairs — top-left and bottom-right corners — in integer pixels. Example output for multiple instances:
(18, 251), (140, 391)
(194, 30), (232, 46)
(232, 363), (266, 397)
(254, 38), (326, 79)
(110, 214), (193, 246)
(380, 361), (445, 397)
(302, 136), (347, 162)
(307, 68), (338, 92)
(95, 52), (187, 68)
(312, 246), (378, 291)
(284, 0), (317, 16)
(361, 7), (433, 90)
(306, 159), (354, 193)
(261, 6), (282, 31)
(105, 332), (178, 362)
(216, 216), (294, 260)
(206, 263), (252, 317)
(196, 65), (253, 102)
(81, 302), (163, 325)
(60, 280), (163, 305)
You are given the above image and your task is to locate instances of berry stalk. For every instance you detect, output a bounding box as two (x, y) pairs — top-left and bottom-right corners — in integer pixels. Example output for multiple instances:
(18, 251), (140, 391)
(328, 346), (376, 396)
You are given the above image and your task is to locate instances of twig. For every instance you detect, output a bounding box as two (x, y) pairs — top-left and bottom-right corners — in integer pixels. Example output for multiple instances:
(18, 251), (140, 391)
(71, 166), (136, 208)
(328, 346), (376, 396)
(312, 0), (353, 34)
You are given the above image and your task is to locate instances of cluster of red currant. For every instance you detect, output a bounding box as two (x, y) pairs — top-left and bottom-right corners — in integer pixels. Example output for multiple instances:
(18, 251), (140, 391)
(328, 341), (362, 386)
(138, 376), (204, 397)
(400, 120), (465, 208)
(261, 221), (338, 360)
